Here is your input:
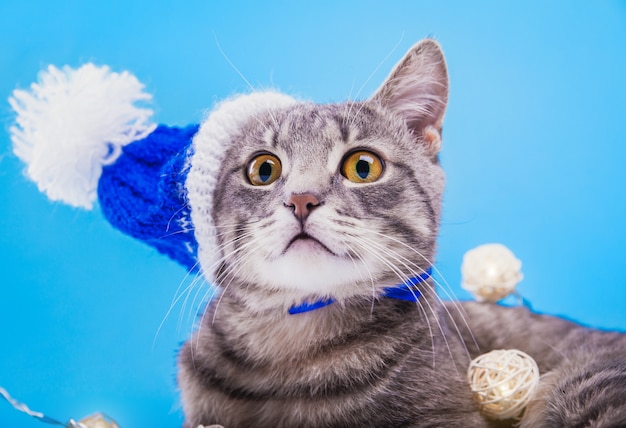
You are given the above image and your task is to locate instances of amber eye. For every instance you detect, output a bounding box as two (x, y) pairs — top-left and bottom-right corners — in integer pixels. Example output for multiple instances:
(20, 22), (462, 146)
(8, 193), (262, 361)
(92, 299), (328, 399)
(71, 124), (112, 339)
(341, 150), (384, 183)
(247, 153), (282, 186)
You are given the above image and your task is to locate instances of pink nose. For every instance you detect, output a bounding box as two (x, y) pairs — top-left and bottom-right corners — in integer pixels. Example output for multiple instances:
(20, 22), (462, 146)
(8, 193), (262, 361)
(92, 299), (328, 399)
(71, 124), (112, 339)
(286, 193), (320, 222)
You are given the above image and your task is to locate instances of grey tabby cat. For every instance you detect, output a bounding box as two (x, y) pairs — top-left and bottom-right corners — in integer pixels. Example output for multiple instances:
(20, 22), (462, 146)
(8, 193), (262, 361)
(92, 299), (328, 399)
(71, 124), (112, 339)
(178, 40), (626, 427)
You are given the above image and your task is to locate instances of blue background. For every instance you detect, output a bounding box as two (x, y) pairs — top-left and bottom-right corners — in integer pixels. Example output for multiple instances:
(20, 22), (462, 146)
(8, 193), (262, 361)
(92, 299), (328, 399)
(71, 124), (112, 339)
(1, 1), (625, 427)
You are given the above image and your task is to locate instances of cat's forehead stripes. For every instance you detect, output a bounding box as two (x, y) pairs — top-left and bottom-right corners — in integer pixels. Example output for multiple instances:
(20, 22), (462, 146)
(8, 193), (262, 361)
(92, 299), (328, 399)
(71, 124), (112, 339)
(335, 112), (351, 144)
(274, 105), (349, 154)
(258, 103), (376, 150)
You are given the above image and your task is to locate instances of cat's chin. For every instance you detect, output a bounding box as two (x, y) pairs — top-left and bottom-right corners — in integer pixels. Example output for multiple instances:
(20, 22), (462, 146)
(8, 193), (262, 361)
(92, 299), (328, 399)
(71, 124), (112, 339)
(283, 233), (335, 255)
(252, 247), (367, 296)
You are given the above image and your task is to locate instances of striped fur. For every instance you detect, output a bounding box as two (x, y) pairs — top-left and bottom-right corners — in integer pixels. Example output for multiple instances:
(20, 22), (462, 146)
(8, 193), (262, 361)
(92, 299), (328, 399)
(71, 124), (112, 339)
(178, 40), (626, 427)
(449, 302), (626, 428)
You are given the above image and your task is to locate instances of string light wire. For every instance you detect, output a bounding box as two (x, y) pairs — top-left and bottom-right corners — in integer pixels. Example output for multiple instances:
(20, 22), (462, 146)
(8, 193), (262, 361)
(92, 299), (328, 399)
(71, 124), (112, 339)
(1, 386), (118, 428)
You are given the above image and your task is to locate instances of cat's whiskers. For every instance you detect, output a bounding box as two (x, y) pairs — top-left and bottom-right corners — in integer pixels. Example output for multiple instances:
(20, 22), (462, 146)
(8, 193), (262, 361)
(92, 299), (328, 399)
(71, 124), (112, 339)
(344, 79), (357, 106)
(345, 234), (439, 367)
(188, 278), (212, 365)
(205, 233), (270, 328)
(157, 227), (195, 239)
(356, 233), (473, 362)
(189, 236), (266, 353)
(184, 274), (214, 331)
(160, 224), (259, 344)
(157, 219), (262, 240)
(203, 223), (261, 266)
(248, 112), (276, 138)
(174, 269), (206, 330)
(212, 219), (266, 228)
(337, 220), (466, 371)
(214, 32), (290, 137)
(341, 239), (378, 316)
(176, 240), (244, 335)
(213, 33), (256, 93)
(164, 204), (192, 234)
(344, 34), (405, 127)
(196, 225), (258, 277)
(364, 227), (480, 352)
(193, 209), (473, 370)
(209, 218), (275, 272)
(153, 259), (202, 347)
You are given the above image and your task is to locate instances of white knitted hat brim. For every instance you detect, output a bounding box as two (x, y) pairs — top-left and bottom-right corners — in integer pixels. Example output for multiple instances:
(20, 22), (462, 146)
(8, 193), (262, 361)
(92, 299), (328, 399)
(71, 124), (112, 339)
(186, 91), (297, 283)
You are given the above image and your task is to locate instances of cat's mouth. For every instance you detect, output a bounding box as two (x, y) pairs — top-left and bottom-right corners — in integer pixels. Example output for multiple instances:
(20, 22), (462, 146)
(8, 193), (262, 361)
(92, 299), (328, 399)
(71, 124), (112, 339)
(285, 232), (335, 255)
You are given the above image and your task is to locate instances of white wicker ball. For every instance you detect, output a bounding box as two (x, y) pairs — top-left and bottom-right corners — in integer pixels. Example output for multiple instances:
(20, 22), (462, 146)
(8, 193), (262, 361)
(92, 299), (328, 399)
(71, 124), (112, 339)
(75, 413), (119, 428)
(467, 349), (540, 420)
(461, 243), (523, 302)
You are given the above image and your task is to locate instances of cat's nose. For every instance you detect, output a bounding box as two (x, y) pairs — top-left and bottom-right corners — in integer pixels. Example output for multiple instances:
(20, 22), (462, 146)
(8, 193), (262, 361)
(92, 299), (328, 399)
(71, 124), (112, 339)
(285, 193), (320, 222)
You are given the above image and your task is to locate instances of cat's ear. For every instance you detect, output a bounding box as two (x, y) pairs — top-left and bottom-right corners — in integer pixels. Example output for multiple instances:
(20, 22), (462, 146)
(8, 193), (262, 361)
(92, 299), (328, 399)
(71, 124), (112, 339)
(371, 39), (448, 152)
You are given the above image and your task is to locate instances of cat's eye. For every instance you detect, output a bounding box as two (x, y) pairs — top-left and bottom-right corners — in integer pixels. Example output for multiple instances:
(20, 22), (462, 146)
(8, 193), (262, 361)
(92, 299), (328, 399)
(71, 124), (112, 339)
(341, 150), (384, 183)
(247, 153), (282, 186)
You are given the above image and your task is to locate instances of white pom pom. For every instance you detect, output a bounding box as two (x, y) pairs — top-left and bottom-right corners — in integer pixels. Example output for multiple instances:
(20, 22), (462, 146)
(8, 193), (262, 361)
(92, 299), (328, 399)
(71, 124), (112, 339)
(9, 63), (156, 209)
(461, 243), (523, 302)
(468, 349), (540, 420)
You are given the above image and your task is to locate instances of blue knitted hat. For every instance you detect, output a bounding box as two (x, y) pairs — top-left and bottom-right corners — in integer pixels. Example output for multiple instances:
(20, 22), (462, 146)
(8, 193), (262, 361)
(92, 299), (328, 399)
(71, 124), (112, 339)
(9, 63), (296, 277)
(98, 124), (199, 270)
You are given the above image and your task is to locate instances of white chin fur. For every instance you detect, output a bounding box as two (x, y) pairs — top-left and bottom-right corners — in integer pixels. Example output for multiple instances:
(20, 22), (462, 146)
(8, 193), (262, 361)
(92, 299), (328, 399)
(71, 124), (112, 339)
(251, 249), (370, 298)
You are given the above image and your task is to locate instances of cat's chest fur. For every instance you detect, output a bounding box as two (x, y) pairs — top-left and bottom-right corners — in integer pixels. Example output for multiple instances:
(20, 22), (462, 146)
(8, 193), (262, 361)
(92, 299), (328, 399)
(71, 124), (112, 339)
(179, 295), (486, 428)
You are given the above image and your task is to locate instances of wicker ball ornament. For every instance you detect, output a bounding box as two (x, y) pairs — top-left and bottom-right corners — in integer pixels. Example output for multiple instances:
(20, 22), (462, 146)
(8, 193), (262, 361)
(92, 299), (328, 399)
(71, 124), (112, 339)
(75, 413), (119, 428)
(468, 349), (540, 420)
(461, 243), (523, 302)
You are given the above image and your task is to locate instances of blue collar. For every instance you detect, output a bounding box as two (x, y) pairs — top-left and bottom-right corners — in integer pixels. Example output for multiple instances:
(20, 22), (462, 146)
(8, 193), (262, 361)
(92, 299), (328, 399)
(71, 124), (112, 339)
(288, 267), (433, 315)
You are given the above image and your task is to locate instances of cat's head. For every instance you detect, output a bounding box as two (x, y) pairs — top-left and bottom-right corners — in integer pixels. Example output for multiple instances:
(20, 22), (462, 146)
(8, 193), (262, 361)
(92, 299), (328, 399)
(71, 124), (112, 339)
(187, 39), (448, 306)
